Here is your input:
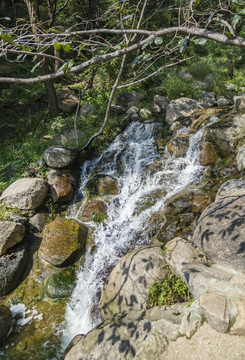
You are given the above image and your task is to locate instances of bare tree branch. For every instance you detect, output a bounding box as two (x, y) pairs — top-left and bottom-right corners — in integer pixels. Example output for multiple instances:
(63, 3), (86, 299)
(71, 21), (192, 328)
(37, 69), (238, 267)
(1, 26), (245, 85)
(82, 54), (127, 150)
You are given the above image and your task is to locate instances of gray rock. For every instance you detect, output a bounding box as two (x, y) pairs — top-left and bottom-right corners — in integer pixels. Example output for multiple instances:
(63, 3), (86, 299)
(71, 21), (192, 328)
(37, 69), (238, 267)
(236, 144), (245, 171)
(204, 114), (243, 157)
(51, 128), (87, 149)
(153, 95), (169, 111)
(127, 106), (139, 115)
(63, 305), (185, 360)
(215, 179), (245, 201)
(179, 300), (203, 338)
(165, 238), (197, 279)
(115, 91), (144, 107)
(199, 92), (216, 108)
(230, 301), (245, 336)
(0, 221), (25, 255)
(111, 104), (126, 113)
(217, 97), (229, 106)
(29, 213), (49, 231)
(199, 293), (231, 332)
(234, 95), (245, 112)
(0, 178), (49, 210)
(0, 305), (12, 343)
(43, 146), (76, 169)
(164, 322), (245, 360)
(183, 262), (234, 299)
(192, 194), (245, 271)
(99, 246), (165, 320)
(0, 243), (28, 296)
(166, 98), (200, 124)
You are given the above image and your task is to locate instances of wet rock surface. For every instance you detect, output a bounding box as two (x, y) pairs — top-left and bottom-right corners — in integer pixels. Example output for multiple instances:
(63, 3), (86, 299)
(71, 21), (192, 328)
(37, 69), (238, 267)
(86, 174), (119, 195)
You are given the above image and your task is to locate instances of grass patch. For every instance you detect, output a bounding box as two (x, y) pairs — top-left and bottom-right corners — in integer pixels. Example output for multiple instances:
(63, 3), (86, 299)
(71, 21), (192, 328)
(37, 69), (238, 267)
(148, 266), (192, 307)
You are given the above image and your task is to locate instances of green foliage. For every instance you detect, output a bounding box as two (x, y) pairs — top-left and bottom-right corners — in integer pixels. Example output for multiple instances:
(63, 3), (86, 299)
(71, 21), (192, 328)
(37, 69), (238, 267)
(148, 266), (192, 307)
(159, 71), (200, 100)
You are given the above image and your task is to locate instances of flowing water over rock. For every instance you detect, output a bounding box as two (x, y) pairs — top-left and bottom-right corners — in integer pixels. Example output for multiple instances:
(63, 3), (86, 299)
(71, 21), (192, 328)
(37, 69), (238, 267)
(62, 120), (205, 349)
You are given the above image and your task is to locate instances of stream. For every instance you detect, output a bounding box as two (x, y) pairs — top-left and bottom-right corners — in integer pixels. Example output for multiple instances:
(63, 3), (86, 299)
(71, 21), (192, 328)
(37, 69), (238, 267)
(61, 120), (205, 350)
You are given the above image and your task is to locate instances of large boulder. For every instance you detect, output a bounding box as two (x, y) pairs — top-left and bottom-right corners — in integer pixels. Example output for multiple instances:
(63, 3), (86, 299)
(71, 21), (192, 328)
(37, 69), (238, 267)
(204, 114), (244, 157)
(165, 98), (200, 124)
(115, 91), (144, 108)
(99, 246), (165, 320)
(43, 146), (76, 169)
(152, 95), (169, 113)
(0, 221), (25, 255)
(0, 178), (49, 210)
(47, 169), (75, 203)
(192, 179), (245, 271)
(57, 89), (79, 113)
(0, 243), (28, 296)
(38, 217), (88, 267)
(63, 304), (187, 360)
(0, 305), (12, 343)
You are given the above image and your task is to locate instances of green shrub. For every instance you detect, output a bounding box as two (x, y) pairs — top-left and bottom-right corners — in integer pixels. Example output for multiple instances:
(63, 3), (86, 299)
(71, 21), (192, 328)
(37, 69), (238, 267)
(148, 266), (191, 307)
(159, 71), (199, 99)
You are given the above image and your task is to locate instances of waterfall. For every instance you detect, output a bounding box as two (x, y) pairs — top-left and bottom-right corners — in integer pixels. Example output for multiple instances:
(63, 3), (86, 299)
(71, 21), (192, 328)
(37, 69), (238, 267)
(61, 120), (205, 348)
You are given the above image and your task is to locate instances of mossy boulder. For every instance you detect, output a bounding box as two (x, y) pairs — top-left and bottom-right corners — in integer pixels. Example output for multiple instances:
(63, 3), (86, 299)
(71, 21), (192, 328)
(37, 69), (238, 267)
(78, 199), (108, 222)
(45, 267), (75, 299)
(39, 217), (88, 267)
(86, 174), (119, 195)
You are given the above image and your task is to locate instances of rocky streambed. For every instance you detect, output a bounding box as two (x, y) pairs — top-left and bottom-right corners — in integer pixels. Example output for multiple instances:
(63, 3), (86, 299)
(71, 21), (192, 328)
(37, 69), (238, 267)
(1, 91), (245, 360)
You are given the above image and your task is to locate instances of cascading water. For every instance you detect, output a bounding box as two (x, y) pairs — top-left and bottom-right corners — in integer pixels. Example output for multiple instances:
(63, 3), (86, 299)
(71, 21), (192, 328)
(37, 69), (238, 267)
(61, 120), (205, 349)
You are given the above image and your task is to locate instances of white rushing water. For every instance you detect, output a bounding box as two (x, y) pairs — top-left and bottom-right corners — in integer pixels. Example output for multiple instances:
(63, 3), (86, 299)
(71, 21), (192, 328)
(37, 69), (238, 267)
(61, 120), (205, 348)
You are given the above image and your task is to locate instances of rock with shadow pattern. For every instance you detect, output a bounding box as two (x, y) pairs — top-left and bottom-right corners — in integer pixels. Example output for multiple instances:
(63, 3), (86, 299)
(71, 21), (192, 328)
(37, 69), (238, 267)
(99, 246), (165, 321)
(192, 179), (245, 271)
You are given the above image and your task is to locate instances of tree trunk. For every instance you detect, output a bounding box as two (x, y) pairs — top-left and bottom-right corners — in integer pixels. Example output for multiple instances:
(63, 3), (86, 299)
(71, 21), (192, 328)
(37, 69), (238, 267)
(41, 62), (59, 118)
(24, 0), (59, 118)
